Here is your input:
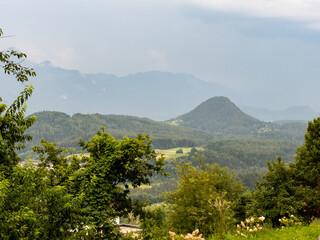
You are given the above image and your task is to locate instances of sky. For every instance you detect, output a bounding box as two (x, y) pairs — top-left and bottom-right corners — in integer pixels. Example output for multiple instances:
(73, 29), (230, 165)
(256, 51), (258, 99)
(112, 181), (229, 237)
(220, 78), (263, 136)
(2, 0), (320, 110)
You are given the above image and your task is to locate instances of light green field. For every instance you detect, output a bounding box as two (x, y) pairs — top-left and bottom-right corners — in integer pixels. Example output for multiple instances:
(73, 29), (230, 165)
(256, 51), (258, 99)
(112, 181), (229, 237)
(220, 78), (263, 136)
(216, 225), (320, 240)
(155, 147), (204, 160)
(210, 220), (320, 240)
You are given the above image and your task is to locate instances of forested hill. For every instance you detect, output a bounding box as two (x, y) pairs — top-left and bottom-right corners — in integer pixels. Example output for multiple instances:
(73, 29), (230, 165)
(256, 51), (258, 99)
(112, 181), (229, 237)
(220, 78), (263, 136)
(169, 96), (274, 136)
(23, 97), (308, 159)
(24, 111), (214, 153)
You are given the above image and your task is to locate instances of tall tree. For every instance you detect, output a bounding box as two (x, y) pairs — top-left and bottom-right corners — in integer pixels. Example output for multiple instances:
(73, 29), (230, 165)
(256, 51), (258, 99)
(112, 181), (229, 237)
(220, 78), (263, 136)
(70, 128), (166, 238)
(0, 28), (36, 174)
(292, 117), (320, 220)
(166, 156), (244, 238)
(248, 157), (300, 227)
(250, 117), (320, 224)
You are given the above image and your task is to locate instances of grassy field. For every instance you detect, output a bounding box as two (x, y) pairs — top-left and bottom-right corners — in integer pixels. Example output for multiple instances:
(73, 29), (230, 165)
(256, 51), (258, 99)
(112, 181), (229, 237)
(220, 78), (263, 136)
(155, 147), (204, 159)
(211, 223), (320, 240)
(65, 148), (200, 160)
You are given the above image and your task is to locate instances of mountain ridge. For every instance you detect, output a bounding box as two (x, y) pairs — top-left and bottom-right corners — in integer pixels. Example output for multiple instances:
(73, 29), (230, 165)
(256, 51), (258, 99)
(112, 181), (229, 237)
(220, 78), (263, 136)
(1, 61), (316, 122)
(0, 61), (242, 120)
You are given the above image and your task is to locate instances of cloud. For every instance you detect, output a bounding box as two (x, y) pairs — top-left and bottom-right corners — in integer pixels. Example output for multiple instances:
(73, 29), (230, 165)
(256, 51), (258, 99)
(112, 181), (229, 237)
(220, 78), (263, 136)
(306, 22), (320, 30)
(166, 0), (320, 27)
(59, 94), (68, 100)
(148, 49), (169, 71)
(33, 46), (78, 70)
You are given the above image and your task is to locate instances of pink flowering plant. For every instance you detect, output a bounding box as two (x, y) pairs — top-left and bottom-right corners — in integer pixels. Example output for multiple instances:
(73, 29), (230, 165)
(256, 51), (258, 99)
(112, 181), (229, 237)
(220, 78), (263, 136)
(168, 229), (205, 240)
(235, 216), (265, 238)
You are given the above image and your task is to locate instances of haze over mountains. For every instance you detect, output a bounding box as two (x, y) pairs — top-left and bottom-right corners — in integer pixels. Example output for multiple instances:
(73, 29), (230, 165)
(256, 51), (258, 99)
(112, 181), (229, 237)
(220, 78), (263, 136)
(1, 61), (318, 122)
(239, 105), (318, 122)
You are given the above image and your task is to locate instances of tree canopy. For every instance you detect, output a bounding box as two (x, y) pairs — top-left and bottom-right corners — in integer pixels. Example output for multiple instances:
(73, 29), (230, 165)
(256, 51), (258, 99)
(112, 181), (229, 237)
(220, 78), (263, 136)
(0, 28), (36, 175)
(166, 156), (244, 238)
(249, 117), (320, 225)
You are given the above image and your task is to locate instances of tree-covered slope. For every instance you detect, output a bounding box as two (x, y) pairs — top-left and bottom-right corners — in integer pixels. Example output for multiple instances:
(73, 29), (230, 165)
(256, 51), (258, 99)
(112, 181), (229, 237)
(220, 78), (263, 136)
(170, 96), (273, 136)
(23, 111), (214, 154)
(23, 99), (307, 160)
(203, 138), (297, 170)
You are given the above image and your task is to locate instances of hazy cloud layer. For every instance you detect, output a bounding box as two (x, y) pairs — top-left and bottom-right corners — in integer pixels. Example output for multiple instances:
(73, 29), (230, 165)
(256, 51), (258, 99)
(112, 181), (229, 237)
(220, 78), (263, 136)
(1, 0), (320, 111)
(169, 0), (320, 24)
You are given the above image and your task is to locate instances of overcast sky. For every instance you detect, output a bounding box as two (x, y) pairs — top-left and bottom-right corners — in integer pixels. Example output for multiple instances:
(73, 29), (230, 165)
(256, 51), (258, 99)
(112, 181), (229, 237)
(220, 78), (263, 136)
(2, 0), (320, 110)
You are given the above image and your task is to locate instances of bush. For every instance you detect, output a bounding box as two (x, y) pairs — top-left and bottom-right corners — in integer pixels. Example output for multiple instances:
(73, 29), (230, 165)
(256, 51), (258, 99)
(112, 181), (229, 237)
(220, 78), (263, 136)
(176, 149), (183, 154)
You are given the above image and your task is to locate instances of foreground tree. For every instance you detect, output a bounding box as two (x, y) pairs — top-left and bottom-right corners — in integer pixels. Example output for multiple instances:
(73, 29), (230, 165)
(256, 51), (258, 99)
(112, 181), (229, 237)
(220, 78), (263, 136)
(0, 161), (87, 239)
(166, 156), (244, 238)
(69, 129), (166, 238)
(292, 117), (320, 220)
(0, 128), (166, 239)
(250, 117), (320, 225)
(248, 157), (300, 226)
(0, 28), (36, 175)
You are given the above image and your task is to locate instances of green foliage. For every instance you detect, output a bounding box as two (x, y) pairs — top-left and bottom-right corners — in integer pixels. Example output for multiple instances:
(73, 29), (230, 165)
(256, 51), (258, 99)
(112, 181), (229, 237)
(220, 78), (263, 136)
(70, 128), (166, 237)
(248, 157), (301, 227)
(140, 203), (171, 239)
(21, 111), (213, 157)
(176, 148), (183, 154)
(279, 214), (302, 228)
(166, 156), (245, 238)
(218, 223), (320, 240)
(0, 128), (166, 238)
(69, 128), (166, 237)
(0, 45), (36, 83)
(249, 118), (320, 225)
(0, 162), (85, 239)
(203, 139), (297, 170)
(172, 96), (272, 136)
(291, 117), (320, 220)
(175, 139), (297, 190)
(276, 122), (307, 142)
(0, 28), (36, 175)
(131, 136), (299, 206)
(129, 180), (174, 204)
(21, 107), (305, 160)
(294, 117), (320, 186)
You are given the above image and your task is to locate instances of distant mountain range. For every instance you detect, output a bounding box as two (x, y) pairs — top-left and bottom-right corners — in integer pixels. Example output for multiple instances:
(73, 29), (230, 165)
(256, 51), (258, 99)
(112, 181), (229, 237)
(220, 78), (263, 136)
(1, 61), (317, 121)
(1, 61), (236, 121)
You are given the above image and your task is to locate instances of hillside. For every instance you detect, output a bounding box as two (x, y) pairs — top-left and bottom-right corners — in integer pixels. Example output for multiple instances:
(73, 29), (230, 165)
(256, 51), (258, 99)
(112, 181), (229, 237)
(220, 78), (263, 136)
(22, 111), (214, 157)
(22, 107), (307, 190)
(22, 97), (308, 160)
(170, 96), (275, 136)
